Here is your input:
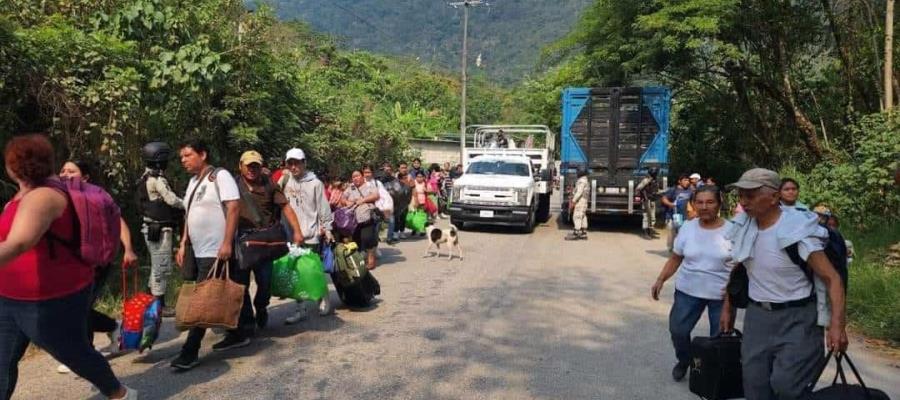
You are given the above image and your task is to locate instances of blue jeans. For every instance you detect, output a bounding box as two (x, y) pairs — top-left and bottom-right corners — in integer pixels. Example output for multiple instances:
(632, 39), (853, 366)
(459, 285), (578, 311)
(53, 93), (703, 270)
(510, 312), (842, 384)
(0, 287), (122, 399)
(386, 215), (397, 241)
(669, 289), (724, 365)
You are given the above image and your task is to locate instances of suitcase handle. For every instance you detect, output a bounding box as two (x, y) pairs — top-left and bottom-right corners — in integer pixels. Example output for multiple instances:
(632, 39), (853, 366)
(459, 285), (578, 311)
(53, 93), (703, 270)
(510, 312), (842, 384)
(716, 329), (742, 338)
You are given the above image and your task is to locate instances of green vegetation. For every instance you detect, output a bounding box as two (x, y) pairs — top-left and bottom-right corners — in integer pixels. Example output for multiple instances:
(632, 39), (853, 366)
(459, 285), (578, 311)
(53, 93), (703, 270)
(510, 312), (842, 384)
(261, 0), (592, 85)
(519, 0), (900, 343)
(0, 0), (507, 198)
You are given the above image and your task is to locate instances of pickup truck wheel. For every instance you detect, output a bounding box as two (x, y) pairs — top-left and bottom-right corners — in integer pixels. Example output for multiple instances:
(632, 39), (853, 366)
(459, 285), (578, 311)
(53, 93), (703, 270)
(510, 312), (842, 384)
(522, 211), (536, 233)
(536, 194), (551, 223)
(450, 217), (466, 230)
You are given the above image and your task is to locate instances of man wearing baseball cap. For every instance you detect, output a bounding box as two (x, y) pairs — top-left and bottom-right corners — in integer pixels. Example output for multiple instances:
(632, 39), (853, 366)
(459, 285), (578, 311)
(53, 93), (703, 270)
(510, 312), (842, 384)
(279, 148), (335, 324)
(236, 150), (304, 330)
(720, 168), (848, 399)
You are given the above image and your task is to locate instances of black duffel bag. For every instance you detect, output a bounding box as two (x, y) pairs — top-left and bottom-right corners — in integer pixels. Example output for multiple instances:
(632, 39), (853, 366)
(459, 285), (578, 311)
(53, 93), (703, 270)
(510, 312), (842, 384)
(235, 225), (288, 270)
(804, 351), (891, 400)
(689, 330), (744, 400)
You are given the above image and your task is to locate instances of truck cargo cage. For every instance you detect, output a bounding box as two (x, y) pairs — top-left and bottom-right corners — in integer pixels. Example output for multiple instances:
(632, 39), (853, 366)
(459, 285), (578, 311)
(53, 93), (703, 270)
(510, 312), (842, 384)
(560, 87), (672, 217)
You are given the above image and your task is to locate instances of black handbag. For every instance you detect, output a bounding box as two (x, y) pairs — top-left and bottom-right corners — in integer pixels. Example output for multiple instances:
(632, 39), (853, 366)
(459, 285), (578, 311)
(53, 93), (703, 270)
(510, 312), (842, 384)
(235, 176), (288, 270)
(689, 330), (744, 400)
(804, 351), (891, 400)
(235, 225), (288, 270)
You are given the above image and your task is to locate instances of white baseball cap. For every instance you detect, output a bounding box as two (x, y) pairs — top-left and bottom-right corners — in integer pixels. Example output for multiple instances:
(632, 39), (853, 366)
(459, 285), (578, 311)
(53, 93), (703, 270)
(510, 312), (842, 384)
(285, 148), (306, 161)
(690, 173), (702, 180)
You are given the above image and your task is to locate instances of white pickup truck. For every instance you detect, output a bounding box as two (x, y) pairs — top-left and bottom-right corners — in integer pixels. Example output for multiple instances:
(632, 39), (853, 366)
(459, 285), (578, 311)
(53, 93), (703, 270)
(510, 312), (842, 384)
(448, 125), (555, 232)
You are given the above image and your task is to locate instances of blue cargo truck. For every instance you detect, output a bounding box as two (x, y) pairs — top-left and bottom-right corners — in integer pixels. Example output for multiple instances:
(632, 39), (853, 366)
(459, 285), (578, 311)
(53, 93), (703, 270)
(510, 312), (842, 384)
(559, 87), (672, 220)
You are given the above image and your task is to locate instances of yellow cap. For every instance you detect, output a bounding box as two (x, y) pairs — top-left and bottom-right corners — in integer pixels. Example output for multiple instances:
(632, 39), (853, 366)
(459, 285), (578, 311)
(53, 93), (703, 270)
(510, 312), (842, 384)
(240, 150), (264, 165)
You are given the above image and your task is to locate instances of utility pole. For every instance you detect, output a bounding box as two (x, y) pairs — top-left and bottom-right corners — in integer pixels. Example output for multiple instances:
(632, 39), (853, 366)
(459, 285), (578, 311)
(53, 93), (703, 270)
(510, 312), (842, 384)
(886, 0), (895, 110)
(450, 0), (484, 160)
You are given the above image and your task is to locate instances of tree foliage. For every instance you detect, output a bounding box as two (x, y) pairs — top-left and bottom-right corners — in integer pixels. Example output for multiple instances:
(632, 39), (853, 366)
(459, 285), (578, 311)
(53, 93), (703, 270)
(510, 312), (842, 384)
(0, 0), (507, 201)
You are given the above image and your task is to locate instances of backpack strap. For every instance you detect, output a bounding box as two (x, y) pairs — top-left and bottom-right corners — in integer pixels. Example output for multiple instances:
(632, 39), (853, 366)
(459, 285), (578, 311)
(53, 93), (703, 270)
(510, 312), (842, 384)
(786, 242), (816, 284)
(236, 173), (267, 228)
(43, 180), (79, 259)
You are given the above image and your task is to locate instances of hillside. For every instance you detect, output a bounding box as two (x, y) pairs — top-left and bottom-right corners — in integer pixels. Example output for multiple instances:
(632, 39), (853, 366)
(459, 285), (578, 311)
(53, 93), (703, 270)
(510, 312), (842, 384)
(260, 0), (591, 85)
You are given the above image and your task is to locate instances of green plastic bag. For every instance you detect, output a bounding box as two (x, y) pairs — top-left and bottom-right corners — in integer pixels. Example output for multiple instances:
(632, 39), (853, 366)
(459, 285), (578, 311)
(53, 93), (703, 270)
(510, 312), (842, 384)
(271, 252), (328, 301)
(406, 209), (427, 233)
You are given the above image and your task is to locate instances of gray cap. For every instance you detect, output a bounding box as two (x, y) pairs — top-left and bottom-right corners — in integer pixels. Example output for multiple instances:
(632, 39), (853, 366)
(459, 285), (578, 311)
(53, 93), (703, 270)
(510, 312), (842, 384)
(727, 168), (781, 190)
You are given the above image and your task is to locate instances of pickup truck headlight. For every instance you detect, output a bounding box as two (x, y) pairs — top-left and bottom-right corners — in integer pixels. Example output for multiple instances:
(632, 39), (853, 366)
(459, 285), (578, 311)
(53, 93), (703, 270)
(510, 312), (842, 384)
(515, 188), (529, 205)
(452, 185), (462, 202)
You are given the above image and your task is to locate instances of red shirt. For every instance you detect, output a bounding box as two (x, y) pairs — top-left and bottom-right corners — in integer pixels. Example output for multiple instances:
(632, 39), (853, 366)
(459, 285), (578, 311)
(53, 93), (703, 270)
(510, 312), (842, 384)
(0, 196), (94, 300)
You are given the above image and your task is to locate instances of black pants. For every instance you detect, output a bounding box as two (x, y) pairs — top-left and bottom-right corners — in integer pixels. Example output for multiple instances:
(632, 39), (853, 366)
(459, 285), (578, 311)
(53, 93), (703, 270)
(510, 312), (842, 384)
(0, 287), (122, 399)
(88, 266), (117, 336)
(394, 207), (408, 233)
(180, 258), (255, 357)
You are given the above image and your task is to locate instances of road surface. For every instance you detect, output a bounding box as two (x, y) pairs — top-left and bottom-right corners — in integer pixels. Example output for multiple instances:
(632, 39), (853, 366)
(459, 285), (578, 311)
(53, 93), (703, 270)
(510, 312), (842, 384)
(14, 215), (900, 399)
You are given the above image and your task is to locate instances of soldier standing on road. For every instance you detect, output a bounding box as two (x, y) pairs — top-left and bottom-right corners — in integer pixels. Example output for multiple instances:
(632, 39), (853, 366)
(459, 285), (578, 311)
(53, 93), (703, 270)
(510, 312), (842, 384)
(636, 167), (660, 240)
(565, 169), (589, 241)
(137, 141), (184, 316)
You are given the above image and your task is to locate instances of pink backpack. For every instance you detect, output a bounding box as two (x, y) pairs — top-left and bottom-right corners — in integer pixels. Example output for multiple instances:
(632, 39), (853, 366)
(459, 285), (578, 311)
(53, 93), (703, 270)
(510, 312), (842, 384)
(48, 178), (122, 266)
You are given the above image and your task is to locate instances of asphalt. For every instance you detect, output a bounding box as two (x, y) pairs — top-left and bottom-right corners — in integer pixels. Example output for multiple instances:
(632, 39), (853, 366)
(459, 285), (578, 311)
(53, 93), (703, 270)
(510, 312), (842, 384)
(13, 214), (900, 399)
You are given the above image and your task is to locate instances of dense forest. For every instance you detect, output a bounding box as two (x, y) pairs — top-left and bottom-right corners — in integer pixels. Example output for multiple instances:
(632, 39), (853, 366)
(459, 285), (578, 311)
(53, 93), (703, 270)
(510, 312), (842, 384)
(261, 0), (592, 85)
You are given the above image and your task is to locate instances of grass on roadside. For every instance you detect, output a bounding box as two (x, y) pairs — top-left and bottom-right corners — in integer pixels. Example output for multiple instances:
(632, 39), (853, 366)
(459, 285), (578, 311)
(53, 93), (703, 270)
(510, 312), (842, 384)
(844, 223), (900, 345)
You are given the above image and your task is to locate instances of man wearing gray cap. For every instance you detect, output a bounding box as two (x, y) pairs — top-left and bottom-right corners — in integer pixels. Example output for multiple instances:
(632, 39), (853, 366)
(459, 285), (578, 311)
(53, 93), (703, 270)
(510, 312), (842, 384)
(720, 168), (848, 400)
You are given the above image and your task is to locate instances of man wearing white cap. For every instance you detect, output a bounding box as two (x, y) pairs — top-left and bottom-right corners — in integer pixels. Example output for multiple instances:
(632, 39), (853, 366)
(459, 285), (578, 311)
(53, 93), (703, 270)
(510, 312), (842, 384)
(689, 173), (702, 189)
(280, 148), (335, 324)
(720, 168), (847, 400)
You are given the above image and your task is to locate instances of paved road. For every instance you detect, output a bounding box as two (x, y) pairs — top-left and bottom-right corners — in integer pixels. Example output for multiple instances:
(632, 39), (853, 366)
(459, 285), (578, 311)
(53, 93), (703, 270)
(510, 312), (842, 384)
(14, 215), (900, 399)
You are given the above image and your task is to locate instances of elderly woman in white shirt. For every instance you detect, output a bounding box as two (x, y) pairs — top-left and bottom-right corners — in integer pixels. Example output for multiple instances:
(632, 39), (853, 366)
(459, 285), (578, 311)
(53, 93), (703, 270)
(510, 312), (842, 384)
(651, 185), (733, 382)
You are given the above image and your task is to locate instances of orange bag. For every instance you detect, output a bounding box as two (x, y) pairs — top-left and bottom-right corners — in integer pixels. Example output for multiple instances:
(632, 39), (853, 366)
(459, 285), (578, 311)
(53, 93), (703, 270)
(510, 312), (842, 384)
(175, 260), (245, 331)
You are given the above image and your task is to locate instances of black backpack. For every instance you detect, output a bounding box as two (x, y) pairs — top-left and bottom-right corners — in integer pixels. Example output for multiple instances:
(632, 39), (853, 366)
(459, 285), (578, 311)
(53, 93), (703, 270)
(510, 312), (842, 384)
(727, 226), (849, 308)
(134, 173), (183, 224)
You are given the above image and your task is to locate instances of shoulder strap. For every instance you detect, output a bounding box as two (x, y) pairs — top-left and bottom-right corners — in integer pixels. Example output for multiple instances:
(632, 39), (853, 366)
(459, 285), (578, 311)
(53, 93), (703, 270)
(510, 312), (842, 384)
(185, 167), (215, 214)
(236, 174), (266, 227)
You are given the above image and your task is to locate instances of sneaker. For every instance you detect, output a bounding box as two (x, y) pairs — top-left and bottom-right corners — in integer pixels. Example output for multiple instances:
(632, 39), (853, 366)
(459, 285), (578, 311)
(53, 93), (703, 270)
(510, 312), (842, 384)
(120, 385), (139, 400)
(672, 361), (689, 381)
(171, 352), (200, 371)
(284, 303), (308, 325)
(103, 324), (122, 355)
(56, 364), (71, 374)
(318, 296), (333, 316)
(212, 335), (250, 352)
(564, 232), (580, 241)
(255, 309), (268, 329)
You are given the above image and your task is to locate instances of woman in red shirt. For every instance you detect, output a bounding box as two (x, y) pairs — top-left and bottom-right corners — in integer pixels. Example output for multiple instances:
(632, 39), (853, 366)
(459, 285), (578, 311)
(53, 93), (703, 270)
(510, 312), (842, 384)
(0, 135), (134, 399)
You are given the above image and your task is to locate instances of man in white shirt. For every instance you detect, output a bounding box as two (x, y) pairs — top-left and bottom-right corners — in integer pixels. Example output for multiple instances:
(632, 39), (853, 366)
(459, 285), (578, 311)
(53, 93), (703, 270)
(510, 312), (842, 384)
(721, 168), (848, 400)
(171, 139), (253, 371)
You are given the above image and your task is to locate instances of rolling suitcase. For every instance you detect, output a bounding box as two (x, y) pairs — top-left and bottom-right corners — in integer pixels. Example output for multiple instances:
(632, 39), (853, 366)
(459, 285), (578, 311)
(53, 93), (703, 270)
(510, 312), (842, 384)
(689, 330), (744, 400)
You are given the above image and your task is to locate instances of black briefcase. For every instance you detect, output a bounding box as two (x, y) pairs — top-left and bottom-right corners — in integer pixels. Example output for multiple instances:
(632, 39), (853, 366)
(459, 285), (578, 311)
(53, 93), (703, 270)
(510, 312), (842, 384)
(689, 330), (744, 400)
(804, 351), (891, 400)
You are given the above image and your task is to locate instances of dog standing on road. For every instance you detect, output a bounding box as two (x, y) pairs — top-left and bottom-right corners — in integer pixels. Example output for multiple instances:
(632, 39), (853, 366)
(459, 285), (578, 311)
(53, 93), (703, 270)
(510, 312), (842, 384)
(425, 224), (463, 261)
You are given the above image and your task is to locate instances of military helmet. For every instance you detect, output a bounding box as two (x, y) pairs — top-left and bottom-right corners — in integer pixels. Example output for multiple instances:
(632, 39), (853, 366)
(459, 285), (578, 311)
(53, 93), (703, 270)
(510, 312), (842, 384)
(141, 141), (172, 163)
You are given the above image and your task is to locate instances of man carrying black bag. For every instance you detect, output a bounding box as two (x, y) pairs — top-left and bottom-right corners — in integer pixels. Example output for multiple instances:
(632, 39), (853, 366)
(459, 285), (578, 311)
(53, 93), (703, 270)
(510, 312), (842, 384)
(235, 150), (304, 329)
(720, 168), (848, 400)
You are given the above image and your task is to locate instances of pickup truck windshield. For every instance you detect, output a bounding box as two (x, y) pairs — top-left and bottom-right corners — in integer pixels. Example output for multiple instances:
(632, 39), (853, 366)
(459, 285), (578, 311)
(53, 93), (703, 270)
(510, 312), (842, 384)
(467, 161), (530, 177)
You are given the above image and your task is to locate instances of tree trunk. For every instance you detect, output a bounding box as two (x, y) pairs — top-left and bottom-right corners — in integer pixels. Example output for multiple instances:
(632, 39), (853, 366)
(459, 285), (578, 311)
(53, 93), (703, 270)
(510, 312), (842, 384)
(773, 33), (824, 159)
(820, 0), (875, 111)
(886, 0), (895, 110)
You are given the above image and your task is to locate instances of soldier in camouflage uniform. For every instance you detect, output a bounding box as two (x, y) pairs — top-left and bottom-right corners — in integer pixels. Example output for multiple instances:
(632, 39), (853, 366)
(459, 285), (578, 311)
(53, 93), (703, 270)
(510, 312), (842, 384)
(565, 169), (590, 240)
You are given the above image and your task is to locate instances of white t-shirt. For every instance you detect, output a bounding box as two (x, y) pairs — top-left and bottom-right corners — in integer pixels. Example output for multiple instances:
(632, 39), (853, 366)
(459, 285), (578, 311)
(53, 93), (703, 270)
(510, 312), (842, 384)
(673, 219), (733, 300)
(184, 169), (240, 258)
(745, 215), (824, 303)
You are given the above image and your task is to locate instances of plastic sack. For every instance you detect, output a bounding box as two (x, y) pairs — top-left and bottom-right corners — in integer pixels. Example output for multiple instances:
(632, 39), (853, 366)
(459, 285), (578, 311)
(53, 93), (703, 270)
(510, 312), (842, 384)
(322, 245), (336, 274)
(271, 252), (328, 301)
(406, 209), (427, 233)
(424, 194), (438, 215)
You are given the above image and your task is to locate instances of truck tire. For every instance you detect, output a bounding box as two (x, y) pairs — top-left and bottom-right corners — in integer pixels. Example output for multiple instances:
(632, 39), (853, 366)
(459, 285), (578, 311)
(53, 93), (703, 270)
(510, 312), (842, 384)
(536, 194), (551, 223)
(450, 216), (466, 230)
(522, 210), (536, 233)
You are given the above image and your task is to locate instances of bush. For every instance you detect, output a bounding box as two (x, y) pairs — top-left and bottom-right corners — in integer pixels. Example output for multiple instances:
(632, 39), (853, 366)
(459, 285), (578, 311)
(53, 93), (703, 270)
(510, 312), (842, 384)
(844, 224), (900, 343)
(781, 112), (900, 230)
